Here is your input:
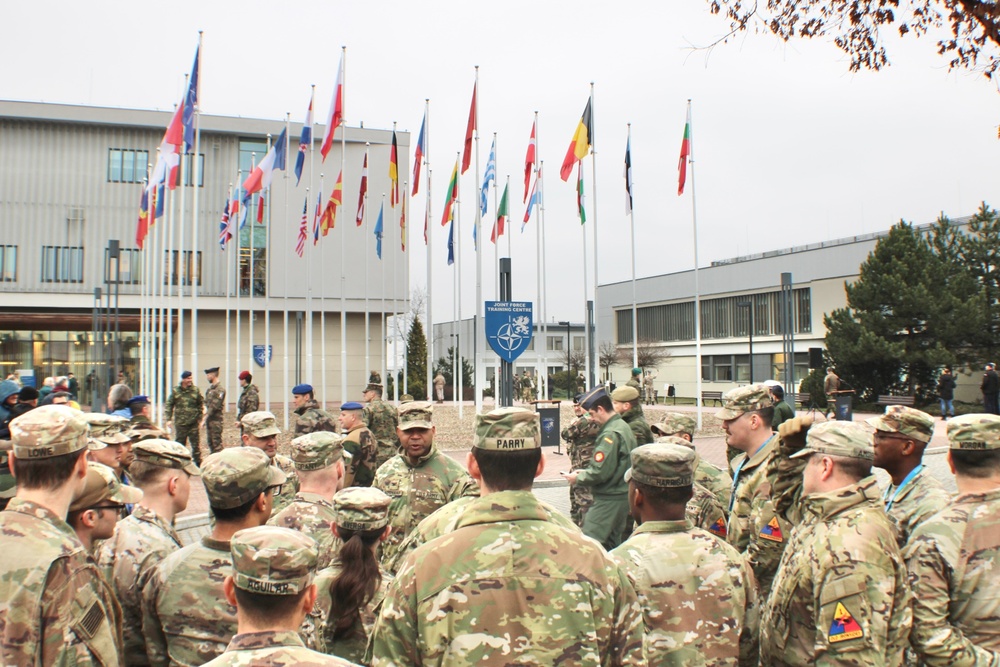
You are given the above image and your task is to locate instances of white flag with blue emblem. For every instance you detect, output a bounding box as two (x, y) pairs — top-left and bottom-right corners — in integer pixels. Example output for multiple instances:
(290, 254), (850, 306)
(480, 137), (496, 217)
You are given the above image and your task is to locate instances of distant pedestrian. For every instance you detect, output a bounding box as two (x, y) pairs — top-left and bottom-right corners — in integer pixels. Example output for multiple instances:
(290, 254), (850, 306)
(937, 366), (956, 419)
(982, 363), (999, 415)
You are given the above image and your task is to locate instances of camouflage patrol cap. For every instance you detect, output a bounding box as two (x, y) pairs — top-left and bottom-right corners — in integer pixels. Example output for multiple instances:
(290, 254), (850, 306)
(230, 526), (318, 595)
(82, 413), (132, 445)
(290, 431), (351, 471)
(10, 405), (90, 459)
(651, 412), (697, 438)
(716, 384), (774, 421)
(0, 442), (15, 499)
(866, 405), (935, 444)
(333, 487), (391, 531)
(398, 401), (434, 430)
(400, 393), (414, 403)
(133, 438), (201, 476)
(201, 447), (287, 510)
(128, 422), (168, 442)
(790, 421), (874, 461)
(240, 411), (281, 438)
(625, 442), (695, 488)
(69, 462), (144, 512)
(611, 386), (640, 402)
(474, 407), (540, 450)
(654, 434), (695, 450)
(946, 413), (1000, 450)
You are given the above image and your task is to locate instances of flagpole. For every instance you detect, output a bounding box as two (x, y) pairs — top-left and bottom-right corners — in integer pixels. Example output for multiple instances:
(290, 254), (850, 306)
(363, 143), (371, 397)
(381, 192), (387, 397)
(339, 46), (348, 407)
(306, 172), (315, 387)
(176, 90), (187, 384)
(580, 162), (591, 387)
(540, 164), (550, 402)
(266, 121), (286, 410)
(686, 99), (704, 431)
(455, 151), (463, 419)
(423, 99), (433, 402)
(627, 124), (638, 368)
(235, 171), (244, 418)
(588, 82), (599, 388)
(400, 179), (407, 399)
(391, 122), (398, 401)
(473, 66), (483, 415)
(535, 155), (545, 402)
(190, 31), (203, 382)
(157, 183), (169, 422)
(318, 173), (326, 399)
(249, 148), (261, 375)
(225, 184), (233, 414)
(493, 133), (500, 301)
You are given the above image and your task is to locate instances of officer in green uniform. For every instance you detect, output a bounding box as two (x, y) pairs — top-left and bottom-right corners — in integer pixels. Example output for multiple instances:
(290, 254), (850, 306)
(611, 386), (654, 446)
(165, 370), (205, 465)
(203, 367), (226, 454)
(565, 386), (638, 551)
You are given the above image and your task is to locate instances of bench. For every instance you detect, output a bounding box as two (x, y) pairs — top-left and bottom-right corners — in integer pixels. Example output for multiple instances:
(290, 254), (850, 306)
(701, 390), (724, 406)
(876, 395), (916, 408)
(788, 392), (811, 410)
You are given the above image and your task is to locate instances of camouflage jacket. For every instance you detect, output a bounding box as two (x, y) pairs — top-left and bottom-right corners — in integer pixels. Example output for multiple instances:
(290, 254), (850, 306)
(372, 444), (479, 567)
(575, 413), (636, 496)
(627, 377), (642, 390)
(689, 482), (729, 539)
(562, 412), (601, 470)
(142, 536), (236, 667)
(202, 630), (358, 666)
(727, 435), (792, 599)
(97, 505), (182, 667)
(0, 498), (124, 667)
(236, 384), (259, 422)
(695, 453), (733, 514)
(343, 424), (378, 488)
(881, 465), (952, 548)
(205, 382), (226, 420)
(362, 398), (400, 469)
(165, 384), (204, 427)
(294, 400), (338, 436)
(267, 492), (339, 569)
(904, 488), (1000, 666)
(371, 490), (647, 666)
(383, 492), (576, 575)
(622, 404), (654, 446)
(611, 519), (758, 666)
(760, 477), (911, 667)
(304, 563), (394, 663)
(270, 454), (300, 515)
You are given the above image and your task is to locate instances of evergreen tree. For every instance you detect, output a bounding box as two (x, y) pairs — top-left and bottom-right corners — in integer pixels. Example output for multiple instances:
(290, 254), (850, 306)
(434, 347), (474, 388)
(405, 315), (428, 400)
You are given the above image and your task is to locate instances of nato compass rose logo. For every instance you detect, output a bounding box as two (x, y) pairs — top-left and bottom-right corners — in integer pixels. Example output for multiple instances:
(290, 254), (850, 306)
(486, 301), (533, 363)
(494, 315), (531, 354)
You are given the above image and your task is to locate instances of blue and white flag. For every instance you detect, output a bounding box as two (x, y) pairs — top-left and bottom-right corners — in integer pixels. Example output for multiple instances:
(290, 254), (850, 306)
(480, 137), (496, 217)
(294, 92), (314, 185)
(374, 203), (384, 259)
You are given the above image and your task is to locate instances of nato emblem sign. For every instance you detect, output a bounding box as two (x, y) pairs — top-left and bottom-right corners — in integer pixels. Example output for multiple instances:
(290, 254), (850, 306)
(253, 345), (272, 368)
(486, 301), (533, 364)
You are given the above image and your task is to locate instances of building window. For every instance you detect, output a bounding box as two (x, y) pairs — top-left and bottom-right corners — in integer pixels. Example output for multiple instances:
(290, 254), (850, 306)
(163, 250), (202, 287)
(106, 248), (142, 285)
(40, 246), (84, 283)
(573, 336), (585, 352)
(108, 149), (150, 184)
(180, 153), (205, 187)
(0, 246), (16, 282)
(547, 336), (564, 351)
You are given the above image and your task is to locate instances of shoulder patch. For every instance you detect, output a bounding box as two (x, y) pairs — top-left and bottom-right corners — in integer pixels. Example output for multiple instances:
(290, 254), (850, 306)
(708, 517), (728, 538)
(828, 602), (864, 643)
(594, 451), (606, 463)
(759, 516), (783, 542)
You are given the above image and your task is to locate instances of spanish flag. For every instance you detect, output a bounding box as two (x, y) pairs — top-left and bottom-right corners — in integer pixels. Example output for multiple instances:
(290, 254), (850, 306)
(560, 97), (593, 181)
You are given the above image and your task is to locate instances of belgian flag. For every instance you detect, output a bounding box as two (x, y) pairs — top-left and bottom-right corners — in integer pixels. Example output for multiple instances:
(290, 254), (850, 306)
(560, 97), (593, 181)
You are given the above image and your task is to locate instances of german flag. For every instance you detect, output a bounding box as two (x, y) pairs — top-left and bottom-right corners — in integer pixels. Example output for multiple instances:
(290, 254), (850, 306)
(560, 97), (593, 181)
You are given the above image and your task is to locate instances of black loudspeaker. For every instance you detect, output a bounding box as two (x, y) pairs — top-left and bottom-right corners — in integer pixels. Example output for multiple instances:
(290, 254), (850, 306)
(809, 348), (823, 369)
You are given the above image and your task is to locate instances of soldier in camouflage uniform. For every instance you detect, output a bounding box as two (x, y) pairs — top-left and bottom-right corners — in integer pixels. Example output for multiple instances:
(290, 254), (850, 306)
(561, 393), (601, 527)
(361, 380), (400, 471)
(203, 526), (358, 667)
(868, 405), (952, 547)
(611, 386), (654, 445)
(142, 447), (286, 667)
(165, 370), (205, 465)
(203, 367), (226, 454)
(0, 405), (124, 666)
(128, 394), (154, 427)
(653, 435), (729, 538)
(293, 383), (339, 436)
(652, 411), (732, 511)
(626, 367), (642, 392)
(372, 401), (478, 566)
(433, 372), (445, 403)
(719, 384), (791, 600)
(97, 439), (200, 667)
(905, 414), (1000, 665)
(308, 487), (395, 664)
(268, 432), (351, 569)
(67, 461), (143, 553)
(642, 370), (656, 405)
(760, 420), (911, 666)
(371, 407), (646, 666)
(612, 442), (757, 665)
(339, 402), (378, 488)
(241, 411), (299, 513)
(236, 370), (259, 424)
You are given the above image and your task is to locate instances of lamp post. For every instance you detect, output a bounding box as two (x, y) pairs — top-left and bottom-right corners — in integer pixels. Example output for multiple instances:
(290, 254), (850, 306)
(736, 300), (754, 383)
(558, 321), (572, 399)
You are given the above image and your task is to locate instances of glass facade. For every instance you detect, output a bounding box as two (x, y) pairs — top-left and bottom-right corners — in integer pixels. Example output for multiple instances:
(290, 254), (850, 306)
(239, 139), (268, 296)
(701, 351), (811, 384)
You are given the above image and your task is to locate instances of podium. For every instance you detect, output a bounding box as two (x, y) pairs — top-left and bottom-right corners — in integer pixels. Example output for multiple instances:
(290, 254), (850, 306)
(830, 390), (855, 421)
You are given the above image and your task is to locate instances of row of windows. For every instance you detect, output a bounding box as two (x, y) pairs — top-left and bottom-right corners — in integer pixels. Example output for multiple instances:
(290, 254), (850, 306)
(107, 149), (205, 187)
(616, 288), (812, 344)
(1, 245), (202, 286)
(701, 352), (812, 383)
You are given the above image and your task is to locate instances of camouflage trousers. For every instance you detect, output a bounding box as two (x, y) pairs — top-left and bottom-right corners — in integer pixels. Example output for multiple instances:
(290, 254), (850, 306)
(570, 485), (594, 529)
(175, 423), (202, 465)
(582, 493), (630, 551)
(206, 418), (224, 454)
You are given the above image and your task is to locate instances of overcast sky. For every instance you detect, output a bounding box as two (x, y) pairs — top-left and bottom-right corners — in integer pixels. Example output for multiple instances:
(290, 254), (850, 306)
(4, 1), (999, 327)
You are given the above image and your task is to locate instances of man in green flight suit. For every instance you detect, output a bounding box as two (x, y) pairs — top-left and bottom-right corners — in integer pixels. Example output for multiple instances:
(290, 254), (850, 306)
(565, 386), (638, 550)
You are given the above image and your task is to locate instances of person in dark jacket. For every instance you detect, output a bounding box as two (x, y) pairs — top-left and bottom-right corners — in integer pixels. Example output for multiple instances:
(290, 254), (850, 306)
(981, 363), (1000, 415)
(936, 367), (957, 420)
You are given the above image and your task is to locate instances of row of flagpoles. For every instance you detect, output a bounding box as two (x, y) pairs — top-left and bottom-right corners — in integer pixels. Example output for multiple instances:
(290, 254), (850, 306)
(132, 35), (702, 421)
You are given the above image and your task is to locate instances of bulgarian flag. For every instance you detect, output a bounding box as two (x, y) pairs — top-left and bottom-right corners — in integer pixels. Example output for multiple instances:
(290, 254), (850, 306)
(678, 105), (691, 196)
(440, 158), (459, 226)
(560, 97), (593, 181)
(492, 181), (508, 243)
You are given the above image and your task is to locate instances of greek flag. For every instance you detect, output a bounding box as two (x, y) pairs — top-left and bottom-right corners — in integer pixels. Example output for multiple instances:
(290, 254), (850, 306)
(480, 137), (496, 217)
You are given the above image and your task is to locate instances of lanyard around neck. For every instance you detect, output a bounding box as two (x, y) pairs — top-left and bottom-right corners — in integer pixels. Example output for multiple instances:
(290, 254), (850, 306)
(882, 464), (923, 513)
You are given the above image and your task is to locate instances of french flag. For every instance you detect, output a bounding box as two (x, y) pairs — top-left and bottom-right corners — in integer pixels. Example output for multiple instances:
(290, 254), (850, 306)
(242, 129), (288, 196)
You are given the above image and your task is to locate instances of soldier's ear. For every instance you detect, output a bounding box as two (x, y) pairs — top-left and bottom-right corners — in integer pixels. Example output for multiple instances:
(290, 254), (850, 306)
(302, 583), (317, 615)
(466, 451), (482, 481)
(222, 576), (238, 607)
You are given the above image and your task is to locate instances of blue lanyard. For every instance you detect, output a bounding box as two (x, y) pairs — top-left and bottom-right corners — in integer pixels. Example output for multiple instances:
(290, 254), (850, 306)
(729, 435), (775, 513)
(882, 464), (923, 513)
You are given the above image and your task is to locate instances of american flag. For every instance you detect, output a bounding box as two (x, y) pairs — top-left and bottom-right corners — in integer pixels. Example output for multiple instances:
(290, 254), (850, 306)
(295, 198), (307, 258)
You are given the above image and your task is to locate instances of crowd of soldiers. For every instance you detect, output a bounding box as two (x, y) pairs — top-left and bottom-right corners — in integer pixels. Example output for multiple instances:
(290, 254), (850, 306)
(1, 365), (1000, 666)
